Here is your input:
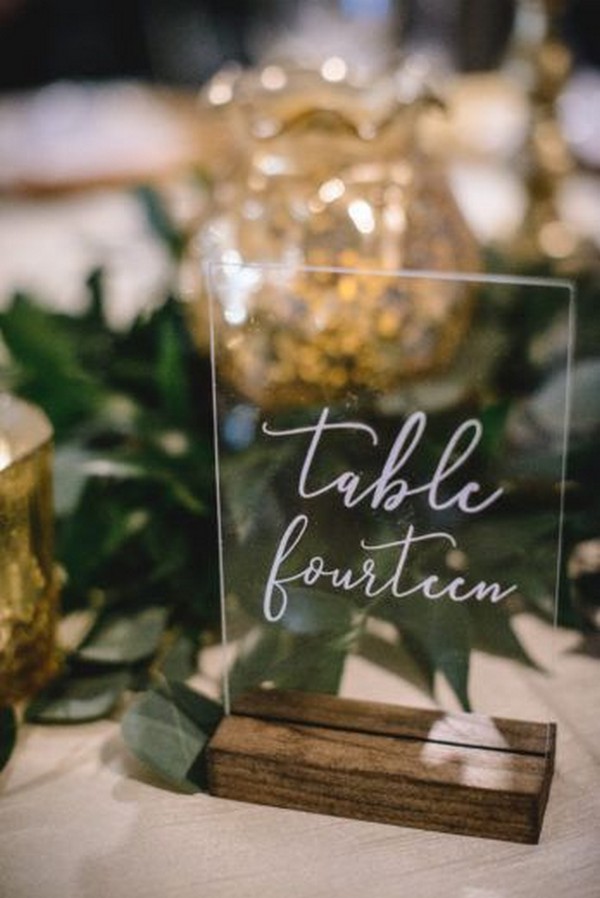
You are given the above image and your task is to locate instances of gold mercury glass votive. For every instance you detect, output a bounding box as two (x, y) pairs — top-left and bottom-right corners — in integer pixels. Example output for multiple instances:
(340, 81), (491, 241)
(0, 394), (59, 705)
(186, 64), (480, 410)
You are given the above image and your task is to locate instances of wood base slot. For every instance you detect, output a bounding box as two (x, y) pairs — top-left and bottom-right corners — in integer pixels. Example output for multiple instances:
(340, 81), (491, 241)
(206, 689), (555, 843)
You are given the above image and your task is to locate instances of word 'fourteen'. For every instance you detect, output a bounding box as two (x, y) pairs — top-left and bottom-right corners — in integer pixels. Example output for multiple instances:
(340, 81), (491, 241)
(259, 408), (517, 622)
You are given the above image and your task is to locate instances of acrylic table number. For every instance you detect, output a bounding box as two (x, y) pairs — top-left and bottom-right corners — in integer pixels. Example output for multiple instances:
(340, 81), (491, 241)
(203, 263), (574, 843)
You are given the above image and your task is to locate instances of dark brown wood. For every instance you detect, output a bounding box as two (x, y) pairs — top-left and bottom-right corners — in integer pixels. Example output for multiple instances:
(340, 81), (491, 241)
(231, 689), (552, 756)
(206, 690), (556, 844)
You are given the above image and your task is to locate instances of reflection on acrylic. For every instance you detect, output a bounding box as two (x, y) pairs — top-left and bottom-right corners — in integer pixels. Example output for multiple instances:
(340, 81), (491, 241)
(206, 264), (573, 734)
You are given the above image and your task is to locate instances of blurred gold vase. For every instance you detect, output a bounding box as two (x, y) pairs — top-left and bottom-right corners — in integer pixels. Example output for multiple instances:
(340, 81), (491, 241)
(0, 395), (59, 705)
(186, 64), (480, 409)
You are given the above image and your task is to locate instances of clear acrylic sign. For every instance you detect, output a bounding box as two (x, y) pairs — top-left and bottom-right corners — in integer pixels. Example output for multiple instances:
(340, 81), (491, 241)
(206, 262), (573, 745)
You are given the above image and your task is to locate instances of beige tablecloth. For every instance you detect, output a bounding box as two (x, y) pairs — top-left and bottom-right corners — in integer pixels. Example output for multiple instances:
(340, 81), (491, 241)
(1, 619), (599, 898)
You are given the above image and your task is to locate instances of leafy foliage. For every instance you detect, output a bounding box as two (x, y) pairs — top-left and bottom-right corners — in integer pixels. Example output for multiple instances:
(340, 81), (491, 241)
(0, 262), (220, 773)
(121, 681), (222, 791)
(1, 281), (219, 632)
(25, 669), (130, 724)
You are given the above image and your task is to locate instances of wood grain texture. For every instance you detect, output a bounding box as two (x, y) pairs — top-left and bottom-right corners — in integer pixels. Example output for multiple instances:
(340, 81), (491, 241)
(208, 690), (556, 843)
(231, 688), (553, 755)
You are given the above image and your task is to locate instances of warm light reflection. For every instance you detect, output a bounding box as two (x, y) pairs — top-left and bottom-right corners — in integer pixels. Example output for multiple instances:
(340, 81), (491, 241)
(348, 198), (375, 234)
(257, 154), (288, 176)
(260, 65), (287, 92)
(318, 178), (346, 204)
(321, 56), (348, 83)
(383, 204), (406, 234)
(538, 220), (577, 258)
(207, 81), (233, 107)
(420, 715), (514, 789)
(218, 252), (261, 326)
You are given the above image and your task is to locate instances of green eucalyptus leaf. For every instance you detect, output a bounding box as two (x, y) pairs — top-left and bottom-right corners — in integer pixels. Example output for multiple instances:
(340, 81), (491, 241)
(54, 445), (141, 517)
(467, 602), (540, 669)
(0, 294), (105, 437)
(0, 706), (17, 772)
(457, 513), (558, 622)
(223, 443), (291, 542)
(358, 516), (472, 708)
(53, 445), (95, 516)
(155, 680), (223, 733)
(398, 630), (436, 696)
(378, 598), (472, 710)
(280, 587), (353, 635)
(228, 627), (283, 697)
(121, 683), (220, 791)
(413, 601), (471, 711)
(358, 630), (435, 697)
(76, 606), (169, 665)
(58, 477), (145, 592)
(25, 670), (130, 723)
(155, 633), (199, 681)
(532, 359), (600, 444)
(270, 633), (347, 695)
(436, 647), (471, 712)
(157, 317), (192, 423)
(229, 625), (346, 697)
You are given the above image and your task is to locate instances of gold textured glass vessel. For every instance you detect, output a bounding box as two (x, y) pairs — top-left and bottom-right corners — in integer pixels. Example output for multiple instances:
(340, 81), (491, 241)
(186, 63), (480, 409)
(0, 394), (58, 705)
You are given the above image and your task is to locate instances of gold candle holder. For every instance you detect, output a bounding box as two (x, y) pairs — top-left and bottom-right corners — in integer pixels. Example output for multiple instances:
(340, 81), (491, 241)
(0, 395), (59, 705)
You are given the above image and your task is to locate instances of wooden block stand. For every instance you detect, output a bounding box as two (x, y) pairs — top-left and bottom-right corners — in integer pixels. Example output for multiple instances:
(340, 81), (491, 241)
(206, 689), (556, 844)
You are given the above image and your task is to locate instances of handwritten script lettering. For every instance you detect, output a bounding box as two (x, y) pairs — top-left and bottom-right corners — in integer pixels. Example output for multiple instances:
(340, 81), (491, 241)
(263, 407), (504, 514)
(260, 407), (517, 622)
